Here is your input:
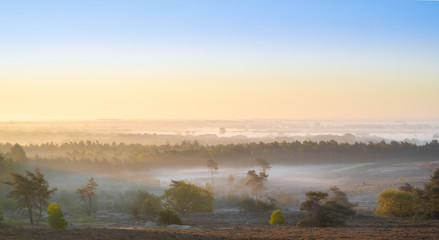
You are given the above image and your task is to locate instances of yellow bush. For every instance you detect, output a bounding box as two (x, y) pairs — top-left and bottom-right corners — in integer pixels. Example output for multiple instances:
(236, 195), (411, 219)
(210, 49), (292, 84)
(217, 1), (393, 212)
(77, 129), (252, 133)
(375, 188), (415, 217)
(47, 202), (68, 229)
(270, 209), (285, 225)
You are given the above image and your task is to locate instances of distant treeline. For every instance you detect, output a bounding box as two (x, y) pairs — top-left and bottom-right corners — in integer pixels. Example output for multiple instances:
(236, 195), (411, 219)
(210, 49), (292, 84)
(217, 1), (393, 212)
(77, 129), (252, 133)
(0, 140), (438, 174)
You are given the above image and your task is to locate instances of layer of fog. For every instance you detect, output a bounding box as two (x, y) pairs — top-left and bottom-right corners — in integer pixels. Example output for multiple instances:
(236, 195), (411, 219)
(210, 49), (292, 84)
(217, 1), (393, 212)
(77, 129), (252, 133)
(42, 159), (438, 210)
(1, 119), (439, 145)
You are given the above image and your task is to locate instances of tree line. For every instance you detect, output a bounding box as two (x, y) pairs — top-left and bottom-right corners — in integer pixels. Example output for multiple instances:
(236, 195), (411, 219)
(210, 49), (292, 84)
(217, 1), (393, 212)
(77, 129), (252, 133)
(1, 140), (438, 174)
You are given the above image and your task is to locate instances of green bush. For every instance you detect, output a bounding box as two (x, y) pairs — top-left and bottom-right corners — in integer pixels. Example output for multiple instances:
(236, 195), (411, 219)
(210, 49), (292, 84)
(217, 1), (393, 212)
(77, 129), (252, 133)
(239, 198), (275, 212)
(161, 181), (213, 216)
(47, 202), (68, 229)
(158, 209), (182, 225)
(270, 209), (285, 225)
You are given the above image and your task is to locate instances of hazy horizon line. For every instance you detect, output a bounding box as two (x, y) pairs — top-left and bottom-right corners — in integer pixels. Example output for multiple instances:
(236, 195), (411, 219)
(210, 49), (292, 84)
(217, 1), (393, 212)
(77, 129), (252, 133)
(1, 117), (439, 123)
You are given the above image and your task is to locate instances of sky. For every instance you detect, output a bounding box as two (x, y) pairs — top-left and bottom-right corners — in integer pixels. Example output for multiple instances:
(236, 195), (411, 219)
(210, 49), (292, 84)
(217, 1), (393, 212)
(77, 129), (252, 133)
(1, 0), (438, 120)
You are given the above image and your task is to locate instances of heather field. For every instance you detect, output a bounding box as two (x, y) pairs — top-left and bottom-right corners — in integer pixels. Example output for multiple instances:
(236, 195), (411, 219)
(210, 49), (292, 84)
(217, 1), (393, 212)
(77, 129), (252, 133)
(2, 215), (439, 240)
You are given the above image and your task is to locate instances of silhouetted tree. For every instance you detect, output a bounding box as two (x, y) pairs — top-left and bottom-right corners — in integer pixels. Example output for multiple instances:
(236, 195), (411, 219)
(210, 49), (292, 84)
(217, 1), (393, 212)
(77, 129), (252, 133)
(255, 158), (271, 173)
(5, 173), (35, 224)
(247, 170), (268, 200)
(29, 169), (57, 224)
(206, 159), (218, 186)
(5, 169), (56, 224)
(76, 177), (98, 216)
(328, 186), (356, 212)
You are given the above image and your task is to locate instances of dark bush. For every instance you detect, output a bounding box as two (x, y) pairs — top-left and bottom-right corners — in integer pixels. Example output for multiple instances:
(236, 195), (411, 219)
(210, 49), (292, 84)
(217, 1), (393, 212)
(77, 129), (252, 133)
(239, 198), (276, 212)
(158, 209), (182, 225)
(141, 197), (161, 219)
(298, 189), (355, 227)
(130, 190), (160, 220)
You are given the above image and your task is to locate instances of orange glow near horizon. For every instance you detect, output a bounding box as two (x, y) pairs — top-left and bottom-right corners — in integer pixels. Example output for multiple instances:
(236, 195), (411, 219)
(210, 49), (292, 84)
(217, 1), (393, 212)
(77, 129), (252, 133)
(2, 66), (438, 121)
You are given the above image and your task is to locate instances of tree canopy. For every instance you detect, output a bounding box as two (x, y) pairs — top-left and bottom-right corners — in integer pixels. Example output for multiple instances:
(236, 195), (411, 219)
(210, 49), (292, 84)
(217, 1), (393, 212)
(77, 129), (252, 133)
(2, 140), (438, 175)
(161, 180), (213, 216)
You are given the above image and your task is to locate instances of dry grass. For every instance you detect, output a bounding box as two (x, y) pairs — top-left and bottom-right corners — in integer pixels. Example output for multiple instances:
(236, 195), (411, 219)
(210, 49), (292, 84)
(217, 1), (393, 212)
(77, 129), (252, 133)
(1, 215), (439, 240)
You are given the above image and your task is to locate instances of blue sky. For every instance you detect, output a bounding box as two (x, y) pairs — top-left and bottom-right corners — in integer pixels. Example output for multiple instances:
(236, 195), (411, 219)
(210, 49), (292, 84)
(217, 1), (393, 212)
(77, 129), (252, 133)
(1, 0), (438, 120)
(2, 1), (437, 45)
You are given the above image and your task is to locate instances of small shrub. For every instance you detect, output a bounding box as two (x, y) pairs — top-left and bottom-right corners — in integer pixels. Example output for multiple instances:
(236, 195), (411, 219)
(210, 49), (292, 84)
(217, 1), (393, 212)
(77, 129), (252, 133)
(47, 202), (68, 230)
(158, 209), (182, 225)
(270, 210), (285, 225)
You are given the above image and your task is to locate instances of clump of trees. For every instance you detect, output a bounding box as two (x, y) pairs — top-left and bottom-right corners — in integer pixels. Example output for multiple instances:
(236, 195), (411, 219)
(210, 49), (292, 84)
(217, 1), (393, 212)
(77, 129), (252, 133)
(246, 170), (269, 200)
(298, 187), (356, 227)
(5, 168), (57, 224)
(270, 209), (285, 225)
(375, 168), (439, 220)
(246, 158), (271, 200)
(47, 202), (68, 229)
(76, 177), (98, 216)
(240, 159), (276, 212)
(129, 181), (214, 224)
(161, 181), (214, 216)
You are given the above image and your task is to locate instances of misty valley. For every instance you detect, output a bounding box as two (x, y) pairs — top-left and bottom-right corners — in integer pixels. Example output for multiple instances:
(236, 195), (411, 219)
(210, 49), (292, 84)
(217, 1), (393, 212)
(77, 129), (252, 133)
(1, 121), (439, 239)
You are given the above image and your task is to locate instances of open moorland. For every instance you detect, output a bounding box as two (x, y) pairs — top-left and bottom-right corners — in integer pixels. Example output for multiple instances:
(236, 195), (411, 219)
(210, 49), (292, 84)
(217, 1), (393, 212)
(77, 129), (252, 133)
(1, 214), (439, 240)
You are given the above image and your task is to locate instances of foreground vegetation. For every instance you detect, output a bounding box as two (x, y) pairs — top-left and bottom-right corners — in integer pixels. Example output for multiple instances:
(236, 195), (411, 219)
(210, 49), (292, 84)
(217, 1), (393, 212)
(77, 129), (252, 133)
(375, 168), (439, 220)
(1, 140), (439, 240)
